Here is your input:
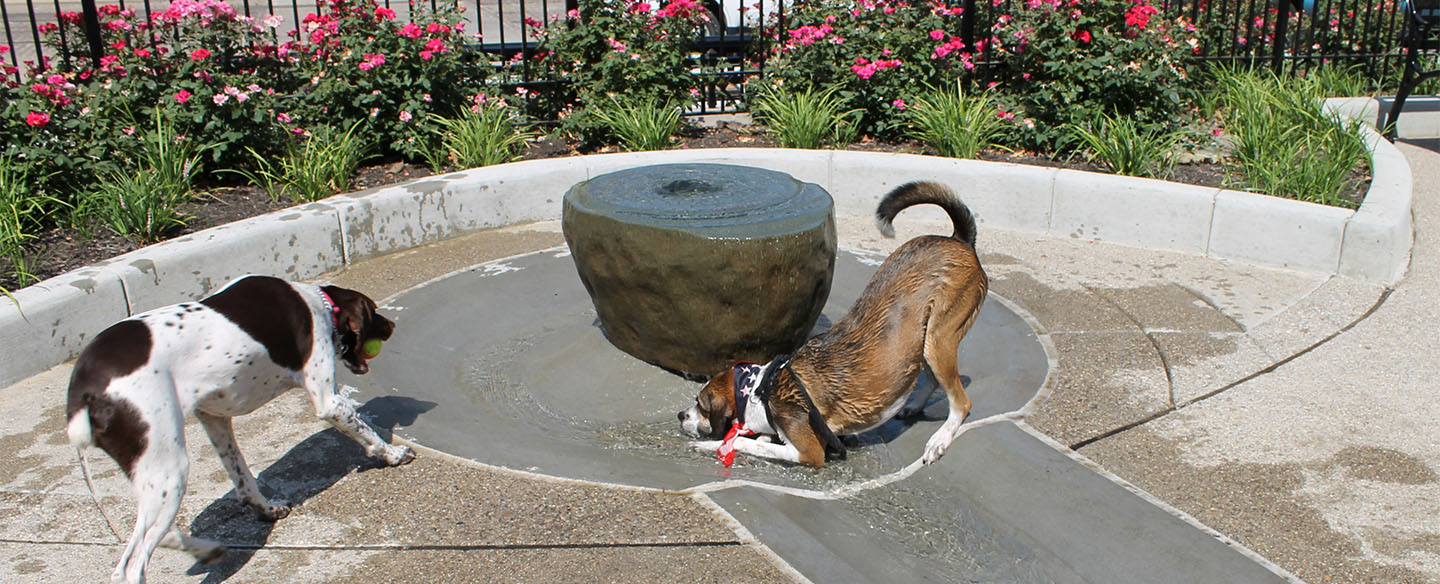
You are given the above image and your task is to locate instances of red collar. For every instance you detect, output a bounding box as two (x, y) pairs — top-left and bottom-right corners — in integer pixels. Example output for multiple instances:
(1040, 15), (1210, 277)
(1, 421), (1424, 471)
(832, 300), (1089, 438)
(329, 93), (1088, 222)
(319, 290), (341, 327)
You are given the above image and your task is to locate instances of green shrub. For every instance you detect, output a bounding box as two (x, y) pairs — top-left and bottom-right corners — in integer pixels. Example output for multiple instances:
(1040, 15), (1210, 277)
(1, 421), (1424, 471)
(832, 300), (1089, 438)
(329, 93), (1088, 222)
(1216, 69), (1371, 207)
(749, 84), (860, 149)
(422, 98), (536, 171)
(757, 0), (974, 138)
(524, 0), (710, 140)
(0, 155), (60, 285)
(83, 168), (192, 243)
(77, 115), (208, 242)
(283, 0), (494, 159)
(1071, 113), (1182, 178)
(588, 96), (685, 151)
(232, 122), (373, 203)
(905, 82), (1007, 159)
(985, 0), (1195, 151)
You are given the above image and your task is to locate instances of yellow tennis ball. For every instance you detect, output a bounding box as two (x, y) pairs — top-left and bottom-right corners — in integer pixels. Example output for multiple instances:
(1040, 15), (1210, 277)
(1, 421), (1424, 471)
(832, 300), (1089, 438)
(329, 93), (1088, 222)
(361, 338), (383, 359)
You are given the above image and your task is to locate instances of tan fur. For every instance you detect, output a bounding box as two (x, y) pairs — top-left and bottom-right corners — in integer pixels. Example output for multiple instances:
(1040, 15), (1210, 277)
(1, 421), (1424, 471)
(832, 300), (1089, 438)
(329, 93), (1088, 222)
(687, 182), (987, 467)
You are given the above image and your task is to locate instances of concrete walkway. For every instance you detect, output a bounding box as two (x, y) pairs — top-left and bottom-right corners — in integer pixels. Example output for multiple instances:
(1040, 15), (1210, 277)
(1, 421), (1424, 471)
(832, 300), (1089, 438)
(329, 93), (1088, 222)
(0, 142), (1436, 582)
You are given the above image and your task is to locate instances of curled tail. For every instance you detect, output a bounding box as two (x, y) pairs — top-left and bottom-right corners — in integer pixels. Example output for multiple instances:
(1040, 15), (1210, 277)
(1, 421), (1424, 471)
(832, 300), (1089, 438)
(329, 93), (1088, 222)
(874, 181), (978, 248)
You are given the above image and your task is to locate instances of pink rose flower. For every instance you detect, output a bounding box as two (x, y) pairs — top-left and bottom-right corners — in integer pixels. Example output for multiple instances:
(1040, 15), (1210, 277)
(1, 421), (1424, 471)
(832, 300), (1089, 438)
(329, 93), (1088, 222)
(374, 7), (396, 19)
(398, 23), (423, 38)
(189, 48), (211, 61)
(174, 89), (192, 103)
(25, 111), (50, 128)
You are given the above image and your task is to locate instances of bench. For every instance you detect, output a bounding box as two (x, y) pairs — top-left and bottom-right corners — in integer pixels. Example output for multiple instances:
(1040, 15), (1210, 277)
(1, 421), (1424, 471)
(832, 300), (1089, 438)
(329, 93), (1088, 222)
(1384, 0), (1440, 139)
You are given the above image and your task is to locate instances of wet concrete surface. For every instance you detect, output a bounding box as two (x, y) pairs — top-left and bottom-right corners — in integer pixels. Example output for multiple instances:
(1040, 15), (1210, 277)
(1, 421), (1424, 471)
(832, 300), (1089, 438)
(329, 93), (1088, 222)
(353, 247), (1048, 493)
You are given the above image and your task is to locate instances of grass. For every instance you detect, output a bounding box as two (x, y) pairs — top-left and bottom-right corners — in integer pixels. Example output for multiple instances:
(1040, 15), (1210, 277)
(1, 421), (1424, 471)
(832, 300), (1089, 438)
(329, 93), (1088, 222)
(233, 122), (373, 203)
(588, 96), (684, 152)
(749, 84), (860, 149)
(906, 82), (1007, 159)
(1214, 68), (1371, 208)
(79, 114), (206, 243)
(1, 155), (59, 291)
(425, 104), (536, 170)
(85, 167), (193, 243)
(1071, 112), (1182, 178)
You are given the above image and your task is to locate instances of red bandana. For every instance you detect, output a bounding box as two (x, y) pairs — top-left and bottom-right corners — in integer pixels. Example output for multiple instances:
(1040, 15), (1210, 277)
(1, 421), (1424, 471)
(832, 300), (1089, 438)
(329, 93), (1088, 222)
(717, 361), (764, 467)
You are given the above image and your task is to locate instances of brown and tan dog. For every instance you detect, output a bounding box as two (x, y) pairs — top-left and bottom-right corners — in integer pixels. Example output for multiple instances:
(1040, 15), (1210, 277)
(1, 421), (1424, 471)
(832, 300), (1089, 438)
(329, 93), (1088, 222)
(678, 181), (988, 467)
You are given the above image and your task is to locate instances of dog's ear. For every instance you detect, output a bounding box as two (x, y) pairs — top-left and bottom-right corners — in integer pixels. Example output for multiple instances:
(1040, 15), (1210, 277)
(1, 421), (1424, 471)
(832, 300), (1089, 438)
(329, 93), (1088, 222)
(322, 286), (373, 339)
(702, 370), (736, 440)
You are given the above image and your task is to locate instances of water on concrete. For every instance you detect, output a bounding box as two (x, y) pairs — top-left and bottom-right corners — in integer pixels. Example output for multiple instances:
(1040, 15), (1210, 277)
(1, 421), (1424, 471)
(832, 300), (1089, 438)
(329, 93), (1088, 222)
(349, 247), (1049, 492)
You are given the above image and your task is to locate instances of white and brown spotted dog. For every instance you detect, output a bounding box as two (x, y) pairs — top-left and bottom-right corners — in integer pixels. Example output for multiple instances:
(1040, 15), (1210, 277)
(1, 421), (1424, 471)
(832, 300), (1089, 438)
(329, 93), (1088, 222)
(65, 275), (412, 583)
(679, 181), (988, 468)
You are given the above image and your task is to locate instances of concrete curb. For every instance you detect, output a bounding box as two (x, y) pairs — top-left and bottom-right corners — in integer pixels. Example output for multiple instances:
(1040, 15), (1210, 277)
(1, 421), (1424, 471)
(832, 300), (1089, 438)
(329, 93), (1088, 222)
(0, 120), (1415, 387)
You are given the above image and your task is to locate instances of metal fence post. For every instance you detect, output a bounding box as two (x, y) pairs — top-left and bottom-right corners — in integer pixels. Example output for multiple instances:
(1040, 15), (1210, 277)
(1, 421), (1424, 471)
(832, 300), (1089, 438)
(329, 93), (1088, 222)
(962, 0), (975, 52)
(1271, 0), (1292, 72)
(80, 0), (104, 70)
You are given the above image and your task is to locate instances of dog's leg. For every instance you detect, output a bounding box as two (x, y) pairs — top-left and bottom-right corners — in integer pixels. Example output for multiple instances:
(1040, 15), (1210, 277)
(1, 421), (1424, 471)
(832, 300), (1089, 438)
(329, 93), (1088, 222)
(116, 427), (189, 584)
(920, 320), (973, 465)
(901, 367), (939, 419)
(159, 528), (227, 564)
(307, 381), (414, 466)
(690, 436), (808, 465)
(197, 412), (290, 520)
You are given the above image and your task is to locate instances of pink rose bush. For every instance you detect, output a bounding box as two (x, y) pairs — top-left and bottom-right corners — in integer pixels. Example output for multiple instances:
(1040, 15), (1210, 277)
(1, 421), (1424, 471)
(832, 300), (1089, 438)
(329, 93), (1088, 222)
(523, 0), (710, 140)
(761, 0), (979, 137)
(984, 0), (1193, 148)
(1, 0), (490, 217)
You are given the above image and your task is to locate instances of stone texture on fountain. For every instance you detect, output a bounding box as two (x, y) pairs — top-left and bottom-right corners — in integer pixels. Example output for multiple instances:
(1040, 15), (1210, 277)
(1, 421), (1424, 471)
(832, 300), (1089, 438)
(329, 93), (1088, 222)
(562, 163), (836, 377)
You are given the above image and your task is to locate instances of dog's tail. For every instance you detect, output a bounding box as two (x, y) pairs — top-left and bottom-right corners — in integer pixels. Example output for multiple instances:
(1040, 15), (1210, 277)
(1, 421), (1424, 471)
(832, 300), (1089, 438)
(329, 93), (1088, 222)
(875, 181), (978, 248)
(67, 409), (122, 541)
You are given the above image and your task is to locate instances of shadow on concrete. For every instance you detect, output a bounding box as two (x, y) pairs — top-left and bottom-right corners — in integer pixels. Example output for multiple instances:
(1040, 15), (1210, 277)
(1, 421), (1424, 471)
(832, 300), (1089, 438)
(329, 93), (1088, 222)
(183, 395), (435, 583)
(1403, 138), (1440, 153)
(845, 373), (971, 448)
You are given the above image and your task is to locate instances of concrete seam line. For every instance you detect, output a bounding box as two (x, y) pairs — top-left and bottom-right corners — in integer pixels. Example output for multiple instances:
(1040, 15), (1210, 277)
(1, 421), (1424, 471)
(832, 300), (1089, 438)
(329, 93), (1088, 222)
(691, 492), (816, 584)
(1068, 284), (1395, 451)
(1201, 186), (1218, 257)
(335, 208), (351, 267)
(1079, 281), (1178, 410)
(1015, 420), (1308, 584)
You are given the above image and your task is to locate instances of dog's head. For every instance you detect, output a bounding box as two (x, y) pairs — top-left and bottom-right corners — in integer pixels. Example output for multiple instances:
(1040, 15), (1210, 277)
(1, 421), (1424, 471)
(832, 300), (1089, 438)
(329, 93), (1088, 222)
(678, 366), (739, 439)
(321, 285), (395, 375)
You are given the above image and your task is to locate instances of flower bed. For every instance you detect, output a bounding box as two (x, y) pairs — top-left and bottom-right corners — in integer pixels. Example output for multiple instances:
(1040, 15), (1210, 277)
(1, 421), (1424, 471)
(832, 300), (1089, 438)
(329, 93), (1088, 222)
(0, 0), (1388, 288)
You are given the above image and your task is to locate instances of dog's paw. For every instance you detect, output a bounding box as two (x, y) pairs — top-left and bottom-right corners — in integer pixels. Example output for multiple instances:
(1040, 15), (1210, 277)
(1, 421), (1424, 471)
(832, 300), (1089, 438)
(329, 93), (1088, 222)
(921, 434), (956, 468)
(689, 440), (723, 452)
(382, 445), (416, 466)
(255, 500), (291, 521)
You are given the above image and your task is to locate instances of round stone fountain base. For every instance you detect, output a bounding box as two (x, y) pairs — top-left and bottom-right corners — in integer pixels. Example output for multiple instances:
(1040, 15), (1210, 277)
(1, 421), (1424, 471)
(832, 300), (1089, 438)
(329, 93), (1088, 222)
(562, 164), (837, 377)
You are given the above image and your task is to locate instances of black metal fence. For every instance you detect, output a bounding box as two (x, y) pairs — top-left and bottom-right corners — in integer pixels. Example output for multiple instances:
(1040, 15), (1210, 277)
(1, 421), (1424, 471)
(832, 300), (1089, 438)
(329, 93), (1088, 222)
(1, 0), (1415, 103)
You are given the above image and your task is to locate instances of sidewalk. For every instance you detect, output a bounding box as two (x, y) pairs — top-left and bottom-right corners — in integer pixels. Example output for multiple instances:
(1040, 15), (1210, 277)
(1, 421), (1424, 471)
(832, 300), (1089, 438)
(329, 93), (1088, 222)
(0, 142), (1435, 583)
